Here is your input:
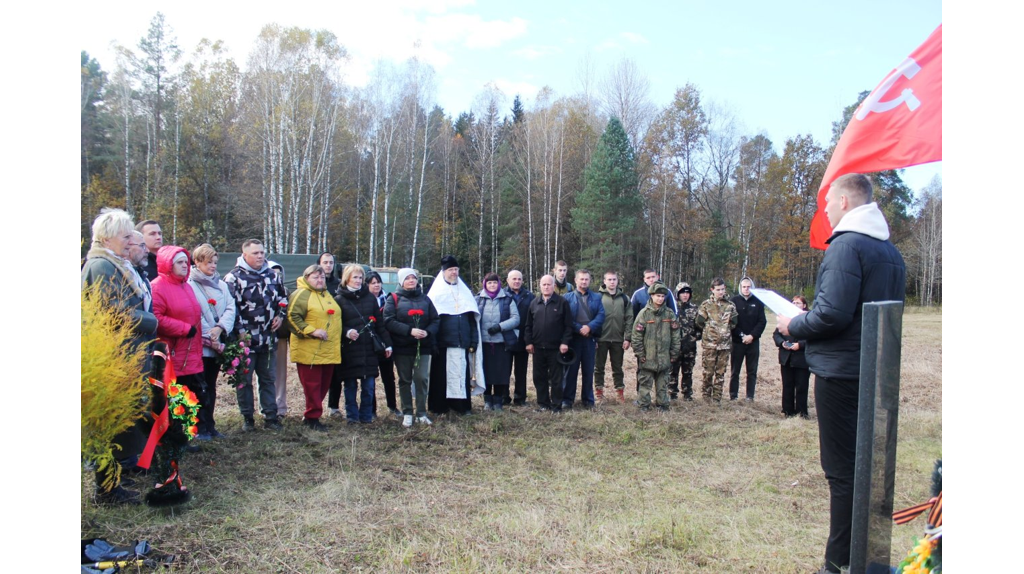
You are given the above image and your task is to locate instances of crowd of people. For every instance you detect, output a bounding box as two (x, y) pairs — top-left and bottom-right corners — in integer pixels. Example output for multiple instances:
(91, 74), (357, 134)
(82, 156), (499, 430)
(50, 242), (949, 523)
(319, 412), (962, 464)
(82, 173), (906, 574)
(81, 208), (816, 498)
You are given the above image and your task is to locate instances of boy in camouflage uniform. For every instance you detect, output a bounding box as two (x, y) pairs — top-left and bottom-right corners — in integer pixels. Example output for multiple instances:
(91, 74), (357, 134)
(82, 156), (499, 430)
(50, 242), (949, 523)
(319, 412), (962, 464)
(672, 282), (701, 401)
(694, 277), (738, 403)
(630, 282), (681, 411)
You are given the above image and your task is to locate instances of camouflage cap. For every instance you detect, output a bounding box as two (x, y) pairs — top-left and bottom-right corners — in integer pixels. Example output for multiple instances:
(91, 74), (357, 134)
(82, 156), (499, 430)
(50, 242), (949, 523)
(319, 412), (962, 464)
(675, 281), (692, 295)
(648, 281), (670, 296)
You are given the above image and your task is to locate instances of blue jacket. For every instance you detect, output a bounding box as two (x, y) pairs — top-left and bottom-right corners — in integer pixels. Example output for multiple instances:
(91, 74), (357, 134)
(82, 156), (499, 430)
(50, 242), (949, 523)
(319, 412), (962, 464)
(563, 288), (605, 339)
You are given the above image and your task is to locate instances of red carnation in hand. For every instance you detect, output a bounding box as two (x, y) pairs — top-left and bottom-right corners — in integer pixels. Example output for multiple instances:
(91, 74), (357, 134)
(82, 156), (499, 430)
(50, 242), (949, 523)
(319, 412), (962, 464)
(208, 298), (217, 305)
(408, 309), (424, 317)
(327, 309), (335, 315)
(368, 316), (376, 323)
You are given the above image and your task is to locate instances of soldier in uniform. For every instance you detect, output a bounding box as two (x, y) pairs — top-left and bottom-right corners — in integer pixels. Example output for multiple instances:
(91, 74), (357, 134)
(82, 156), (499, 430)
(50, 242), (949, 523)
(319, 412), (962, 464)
(672, 282), (701, 401)
(630, 282), (681, 411)
(694, 277), (738, 403)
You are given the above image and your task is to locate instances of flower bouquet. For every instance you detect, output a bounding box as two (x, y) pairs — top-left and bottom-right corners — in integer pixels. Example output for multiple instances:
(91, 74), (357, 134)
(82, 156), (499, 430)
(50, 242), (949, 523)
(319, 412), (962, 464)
(408, 309), (425, 368)
(219, 332), (252, 390)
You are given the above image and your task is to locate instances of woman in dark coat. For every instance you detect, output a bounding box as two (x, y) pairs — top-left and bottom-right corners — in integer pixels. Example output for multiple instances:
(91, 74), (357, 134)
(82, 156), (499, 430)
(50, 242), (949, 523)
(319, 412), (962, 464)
(772, 295), (811, 418)
(331, 264), (393, 424)
(383, 268), (439, 428)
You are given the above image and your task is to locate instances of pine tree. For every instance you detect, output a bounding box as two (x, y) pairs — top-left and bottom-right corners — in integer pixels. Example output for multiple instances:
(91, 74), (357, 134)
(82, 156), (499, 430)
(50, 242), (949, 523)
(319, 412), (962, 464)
(571, 117), (641, 272)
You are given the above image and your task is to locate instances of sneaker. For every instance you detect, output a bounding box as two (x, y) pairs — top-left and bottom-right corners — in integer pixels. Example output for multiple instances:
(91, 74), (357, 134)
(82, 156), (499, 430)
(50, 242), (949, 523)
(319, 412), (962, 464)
(402, 415), (414, 428)
(745, 397), (754, 402)
(417, 415), (433, 426)
(264, 418), (283, 431)
(242, 418), (256, 432)
(210, 429), (227, 439)
(194, 432), (213, 442)
(535, 406), (551, 413)
(329, 408), (343, 417)
(616, 389), (625, 403)
(96, 485), (141, 505)
(683, 395), (694, 402)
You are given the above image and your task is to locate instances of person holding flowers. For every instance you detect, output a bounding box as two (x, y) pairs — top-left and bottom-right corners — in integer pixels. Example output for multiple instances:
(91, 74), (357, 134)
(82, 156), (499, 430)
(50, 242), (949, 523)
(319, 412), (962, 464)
(187, 243), (236, 440)
(383, 268), (439, 428)
(286, 264), (343, 431)
(331, 264), (393, 424)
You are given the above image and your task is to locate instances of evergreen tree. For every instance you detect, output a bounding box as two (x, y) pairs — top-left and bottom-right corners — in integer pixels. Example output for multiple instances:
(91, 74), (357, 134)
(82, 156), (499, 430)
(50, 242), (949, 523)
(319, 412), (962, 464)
(570, 117), (641, 272)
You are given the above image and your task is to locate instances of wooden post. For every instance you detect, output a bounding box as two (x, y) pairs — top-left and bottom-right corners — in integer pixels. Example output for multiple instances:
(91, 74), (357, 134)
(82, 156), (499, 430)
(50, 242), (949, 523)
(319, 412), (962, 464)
(849, 301), (904, 573)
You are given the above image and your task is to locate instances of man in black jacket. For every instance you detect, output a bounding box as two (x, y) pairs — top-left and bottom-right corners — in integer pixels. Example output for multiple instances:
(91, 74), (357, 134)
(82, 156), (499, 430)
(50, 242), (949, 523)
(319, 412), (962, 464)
(729, 277), (766, 401)
(505, 269), (535, 406)
(777, 173), (906, 574)
(524, 275), (573, 412)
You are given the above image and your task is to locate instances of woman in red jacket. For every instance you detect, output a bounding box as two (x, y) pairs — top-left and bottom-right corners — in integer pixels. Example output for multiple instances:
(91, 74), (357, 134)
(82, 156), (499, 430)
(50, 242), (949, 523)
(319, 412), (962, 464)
(152, 245), (205, 398)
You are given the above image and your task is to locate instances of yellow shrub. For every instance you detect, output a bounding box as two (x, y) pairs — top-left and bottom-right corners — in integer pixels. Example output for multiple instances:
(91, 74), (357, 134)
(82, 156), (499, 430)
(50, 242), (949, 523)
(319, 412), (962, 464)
(81, 284), (148, 490)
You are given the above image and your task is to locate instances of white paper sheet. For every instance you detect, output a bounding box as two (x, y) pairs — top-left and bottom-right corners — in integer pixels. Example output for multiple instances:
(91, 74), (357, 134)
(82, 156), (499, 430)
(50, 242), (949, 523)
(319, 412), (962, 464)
(751, 288), (804, 318)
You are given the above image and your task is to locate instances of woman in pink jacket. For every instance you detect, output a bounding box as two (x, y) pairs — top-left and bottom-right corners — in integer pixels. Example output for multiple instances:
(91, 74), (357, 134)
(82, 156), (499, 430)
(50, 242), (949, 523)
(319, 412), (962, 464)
(152, 246), (205, 394)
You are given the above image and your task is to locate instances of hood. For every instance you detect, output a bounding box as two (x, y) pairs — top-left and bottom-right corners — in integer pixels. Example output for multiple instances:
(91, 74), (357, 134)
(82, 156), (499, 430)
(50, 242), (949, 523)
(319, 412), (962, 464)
(295, 275), (326, 294)
(236, 255), (269, 274)
(830, 202), (891, 242)
(156, 245), (190, 283)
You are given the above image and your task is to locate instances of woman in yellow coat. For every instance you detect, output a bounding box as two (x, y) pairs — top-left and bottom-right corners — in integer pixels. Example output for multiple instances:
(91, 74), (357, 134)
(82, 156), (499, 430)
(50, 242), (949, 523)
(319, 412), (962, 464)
(287, 265), (342, 430)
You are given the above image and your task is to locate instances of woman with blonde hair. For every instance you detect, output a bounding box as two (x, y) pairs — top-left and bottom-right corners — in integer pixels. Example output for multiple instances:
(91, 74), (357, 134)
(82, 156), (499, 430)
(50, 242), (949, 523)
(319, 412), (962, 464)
(330, 264), (393, 424)
(287, 265), (342, 431)
(187, 243), (236, 440)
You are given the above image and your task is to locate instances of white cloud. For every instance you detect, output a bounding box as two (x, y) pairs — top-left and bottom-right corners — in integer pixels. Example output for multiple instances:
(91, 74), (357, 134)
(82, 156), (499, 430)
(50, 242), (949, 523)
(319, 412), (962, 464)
(620, 31), (649, 45)
(490, 79), (541, 100)
(424, 14), (528, 49)
(513, 45), (561, 60)
(595, 39), (620, 52)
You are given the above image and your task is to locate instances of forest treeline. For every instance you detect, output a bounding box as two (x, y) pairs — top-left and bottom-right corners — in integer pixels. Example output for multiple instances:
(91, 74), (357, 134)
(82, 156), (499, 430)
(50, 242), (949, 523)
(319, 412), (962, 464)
(80, 13), (941, 305)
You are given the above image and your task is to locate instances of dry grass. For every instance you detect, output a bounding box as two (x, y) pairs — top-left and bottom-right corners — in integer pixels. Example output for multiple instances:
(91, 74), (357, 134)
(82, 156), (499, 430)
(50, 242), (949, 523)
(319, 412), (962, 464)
(82, 310), (941, 573)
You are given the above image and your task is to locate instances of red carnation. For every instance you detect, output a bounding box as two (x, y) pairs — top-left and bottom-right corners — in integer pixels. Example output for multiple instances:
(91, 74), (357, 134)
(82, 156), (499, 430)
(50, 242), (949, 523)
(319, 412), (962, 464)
(327, 309), (335, 315)
(207, 298), (217, 305)
(279, 301), (288, 308)
(408, 309), (425, 317)
(368, 316), (376, 323)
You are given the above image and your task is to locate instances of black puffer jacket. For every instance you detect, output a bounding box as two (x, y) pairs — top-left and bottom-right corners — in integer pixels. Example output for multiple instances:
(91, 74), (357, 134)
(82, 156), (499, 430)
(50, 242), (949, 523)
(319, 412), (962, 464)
(436, 312), (479, 350)
(383, 286), (440, 356)
(789, 219), (906, 380)
(336, 284), (392, 379)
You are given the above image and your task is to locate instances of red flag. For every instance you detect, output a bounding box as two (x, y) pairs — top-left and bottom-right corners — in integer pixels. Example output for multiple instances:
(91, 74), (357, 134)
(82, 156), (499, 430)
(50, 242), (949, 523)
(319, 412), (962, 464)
(810, 25), (942, 249)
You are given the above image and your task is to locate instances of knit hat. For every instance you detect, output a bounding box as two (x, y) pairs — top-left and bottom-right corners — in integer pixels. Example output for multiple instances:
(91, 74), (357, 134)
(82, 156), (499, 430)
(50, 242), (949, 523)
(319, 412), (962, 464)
(441, 255), (459, 271)
(172, 251), (189, 265)
(648, 281), (670, 296)
(398, 267), (418, 284)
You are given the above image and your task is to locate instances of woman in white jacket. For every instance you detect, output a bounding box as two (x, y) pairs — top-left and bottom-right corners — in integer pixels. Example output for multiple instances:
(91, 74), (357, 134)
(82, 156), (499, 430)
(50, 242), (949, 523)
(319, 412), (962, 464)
(188, 243), (236, 440)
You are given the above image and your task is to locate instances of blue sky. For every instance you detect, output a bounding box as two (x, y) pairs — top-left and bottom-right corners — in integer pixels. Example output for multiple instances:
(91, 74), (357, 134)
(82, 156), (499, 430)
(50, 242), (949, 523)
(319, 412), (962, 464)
(77, 0), (942, 192)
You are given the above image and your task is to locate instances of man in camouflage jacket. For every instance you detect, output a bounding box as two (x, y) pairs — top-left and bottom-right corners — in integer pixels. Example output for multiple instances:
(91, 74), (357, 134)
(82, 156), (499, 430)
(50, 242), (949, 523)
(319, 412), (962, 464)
(630, 282), (681, 410)
(672, 282), (701, 401)
(694, 277), (738, 403)
(224, 239), (288, 430)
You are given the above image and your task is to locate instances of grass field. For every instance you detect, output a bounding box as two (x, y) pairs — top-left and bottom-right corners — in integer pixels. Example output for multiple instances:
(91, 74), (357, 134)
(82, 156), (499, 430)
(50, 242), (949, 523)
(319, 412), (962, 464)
(81, 309), (941, 573)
